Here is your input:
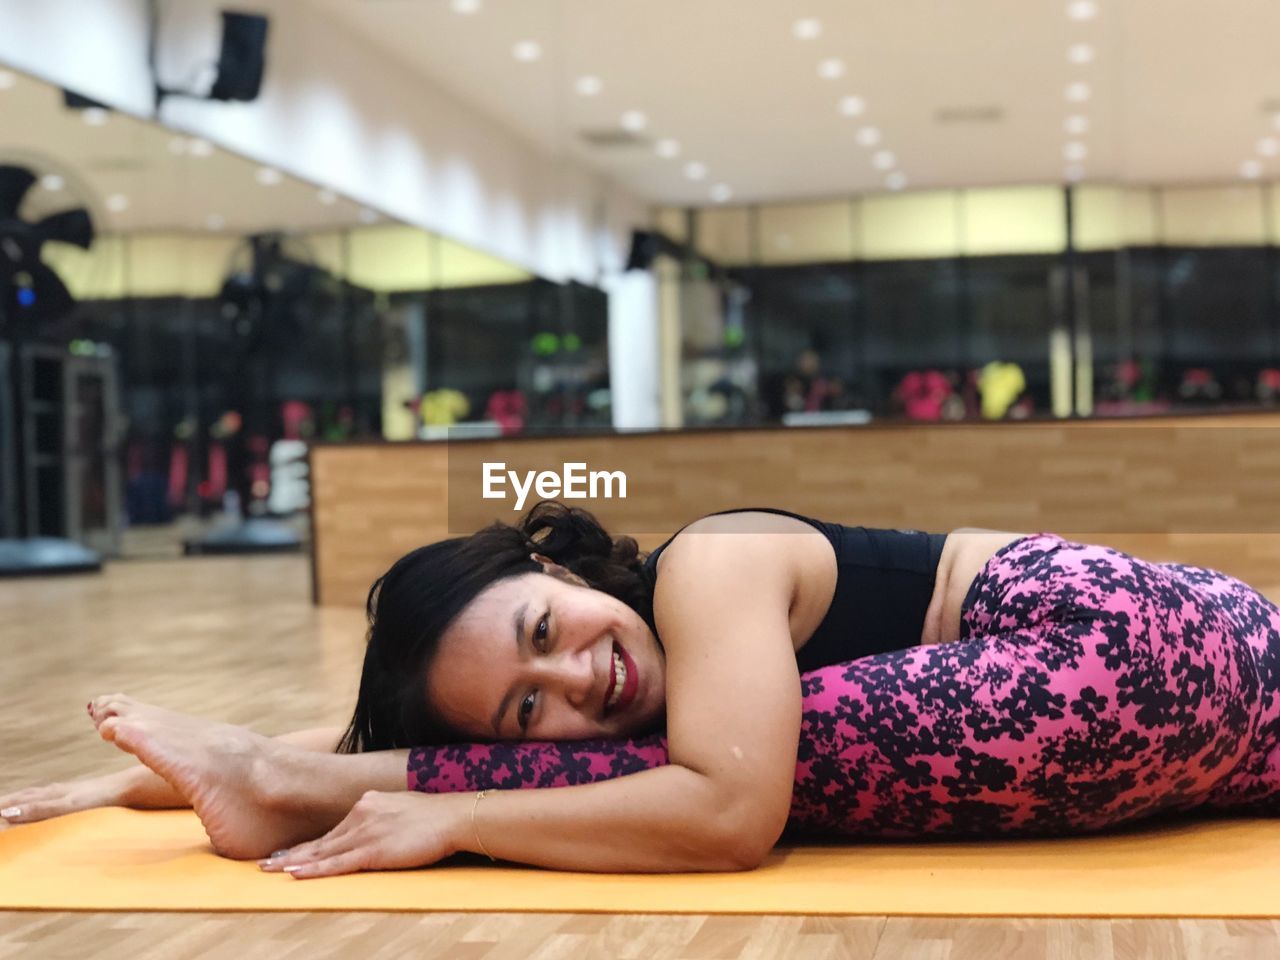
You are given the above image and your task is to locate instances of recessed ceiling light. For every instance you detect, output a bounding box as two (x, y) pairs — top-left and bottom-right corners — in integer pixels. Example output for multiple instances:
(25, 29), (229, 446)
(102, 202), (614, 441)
(40, 174), (65, 192)
(256, 166), (283, 186)
(1065, 81), (1091, 103)
(317, 189), (338, 205)
(359, 207), (379, 224)
(513, 40), (542, 62)
(1258, 137), (1280, 157)
(82, 107), (109, 127)
(0, 70), (15, 90)
(872, 150), (896, 170)
(886, 172), (907, 191)
(817, 58), (846, 80)
(710, 183), (733, 203)
(575, 75), (602, 96)
(1241, 159), (1263, 179)
(855, 126), (882, 147)
(1064, 141), (1088, 161)
(655, 139), (681, 158)
(105, 193), (129, 213)
(1067, 43), (1094, 65)
(1066, 0), (1098, 21)
(620, 110), (648, 132)
(188, 138), (213, 158)
(684, 161), (708, 181)
(792, 18), (822, 40)
(206, 213), (226, 231)
(451, 0), (481, 12)
(839, 95), (866, 117)
(1064, 115), (1089, 135)
(1064, 164), (1086, 182)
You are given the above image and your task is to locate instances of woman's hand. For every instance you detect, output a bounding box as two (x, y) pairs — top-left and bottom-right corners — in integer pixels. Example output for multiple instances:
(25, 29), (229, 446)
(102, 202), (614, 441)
(0, 765), (178, 825)
(258, 791), (472, 879)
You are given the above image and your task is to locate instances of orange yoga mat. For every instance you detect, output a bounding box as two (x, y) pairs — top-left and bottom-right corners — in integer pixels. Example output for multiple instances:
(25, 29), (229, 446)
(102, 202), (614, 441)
(0, 808), (1277, 917)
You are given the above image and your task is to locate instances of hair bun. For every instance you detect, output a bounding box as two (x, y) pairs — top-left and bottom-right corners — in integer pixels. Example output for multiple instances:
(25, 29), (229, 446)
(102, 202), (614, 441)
(521, 500), (612, 565)
(609, 534), (642, 572)
(518, 500), (652, 616)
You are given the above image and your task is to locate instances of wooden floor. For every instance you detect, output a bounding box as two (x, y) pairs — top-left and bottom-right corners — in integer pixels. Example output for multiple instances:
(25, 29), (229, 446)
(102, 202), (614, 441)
(1, 549), (1278, 959)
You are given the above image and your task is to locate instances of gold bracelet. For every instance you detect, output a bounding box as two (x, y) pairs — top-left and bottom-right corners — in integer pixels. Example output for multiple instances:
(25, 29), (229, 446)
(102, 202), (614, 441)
(471, 789), (496, 862)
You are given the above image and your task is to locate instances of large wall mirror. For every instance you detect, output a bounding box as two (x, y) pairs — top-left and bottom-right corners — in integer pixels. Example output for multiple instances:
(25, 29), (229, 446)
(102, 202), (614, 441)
(0, 68), (611, 560)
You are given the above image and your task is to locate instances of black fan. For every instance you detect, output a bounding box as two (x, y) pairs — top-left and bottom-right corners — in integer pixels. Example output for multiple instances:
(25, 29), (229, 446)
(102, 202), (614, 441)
(0, 164), (94, 328)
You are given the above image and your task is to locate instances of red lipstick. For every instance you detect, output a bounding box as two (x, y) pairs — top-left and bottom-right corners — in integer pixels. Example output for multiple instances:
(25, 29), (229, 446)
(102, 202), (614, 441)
(615, 641), (639, 712)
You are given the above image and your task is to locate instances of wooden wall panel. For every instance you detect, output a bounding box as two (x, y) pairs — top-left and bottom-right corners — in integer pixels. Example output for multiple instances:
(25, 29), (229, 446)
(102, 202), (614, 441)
(311, 415), (1280, 607)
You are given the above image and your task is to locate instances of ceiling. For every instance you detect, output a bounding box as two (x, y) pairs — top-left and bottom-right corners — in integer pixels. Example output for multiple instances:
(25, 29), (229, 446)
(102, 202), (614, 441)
(0, 69), (378, 234)
(309, 0), (1280, 205)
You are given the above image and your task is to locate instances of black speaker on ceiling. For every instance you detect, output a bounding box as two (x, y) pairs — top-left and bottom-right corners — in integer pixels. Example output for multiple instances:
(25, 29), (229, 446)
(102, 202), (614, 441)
(62, 90), (111, 111)
(624, 229), (694, 272)
(625, 230), (662, 272)
(208, 11), (270, 102)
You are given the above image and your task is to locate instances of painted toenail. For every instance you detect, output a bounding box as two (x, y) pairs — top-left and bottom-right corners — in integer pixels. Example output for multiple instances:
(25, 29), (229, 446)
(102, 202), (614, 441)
(1, 808), (20, 819)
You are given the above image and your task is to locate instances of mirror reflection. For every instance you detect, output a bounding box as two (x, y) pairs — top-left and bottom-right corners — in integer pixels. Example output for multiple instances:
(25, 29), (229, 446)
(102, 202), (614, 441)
(0, 71), (608, 559)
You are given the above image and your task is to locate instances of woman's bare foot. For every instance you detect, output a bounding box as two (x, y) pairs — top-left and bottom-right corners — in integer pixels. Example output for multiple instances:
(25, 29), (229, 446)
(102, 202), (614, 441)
(87, 694), (335, 860)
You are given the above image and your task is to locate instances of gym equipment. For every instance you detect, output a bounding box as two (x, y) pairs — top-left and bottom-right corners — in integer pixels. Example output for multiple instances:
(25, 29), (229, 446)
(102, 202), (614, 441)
(0, 163), (113, 575)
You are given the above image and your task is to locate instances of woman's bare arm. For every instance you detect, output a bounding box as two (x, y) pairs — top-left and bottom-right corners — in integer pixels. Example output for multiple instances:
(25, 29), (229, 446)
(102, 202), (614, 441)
(271, 519), (809, 876)
(468, 523), (801, 870)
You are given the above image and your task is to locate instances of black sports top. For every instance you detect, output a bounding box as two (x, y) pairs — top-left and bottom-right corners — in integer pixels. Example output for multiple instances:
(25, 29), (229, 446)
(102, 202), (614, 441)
(640, 507), (947, 671)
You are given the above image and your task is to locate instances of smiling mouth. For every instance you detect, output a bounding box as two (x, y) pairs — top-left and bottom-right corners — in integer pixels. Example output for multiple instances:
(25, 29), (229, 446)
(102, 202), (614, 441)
(605, 639), (639, 717)
(606, 644), (628, 711)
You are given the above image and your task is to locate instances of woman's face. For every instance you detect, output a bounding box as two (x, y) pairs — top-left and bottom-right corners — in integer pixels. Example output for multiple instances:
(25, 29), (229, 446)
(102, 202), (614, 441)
(425, 567), (666, 741)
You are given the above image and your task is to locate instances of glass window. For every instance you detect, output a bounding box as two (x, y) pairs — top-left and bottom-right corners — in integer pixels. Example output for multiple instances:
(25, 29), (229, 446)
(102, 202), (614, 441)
(861, 259), (965, 417)
(733, 263), (861, 420)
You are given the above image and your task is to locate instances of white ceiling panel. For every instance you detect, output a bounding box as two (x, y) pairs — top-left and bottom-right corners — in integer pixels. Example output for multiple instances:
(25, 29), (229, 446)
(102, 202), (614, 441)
(306, 0), (1280, 203)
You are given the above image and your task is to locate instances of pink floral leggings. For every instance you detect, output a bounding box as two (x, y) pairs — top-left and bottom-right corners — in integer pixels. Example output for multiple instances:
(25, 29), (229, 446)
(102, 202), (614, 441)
(407, 535), (1280, 837)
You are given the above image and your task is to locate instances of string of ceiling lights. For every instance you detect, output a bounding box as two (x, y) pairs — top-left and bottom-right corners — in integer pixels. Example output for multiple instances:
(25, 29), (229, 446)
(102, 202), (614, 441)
(1063, 0), (1098, 184)
(0, 67), (376, 232)
(446, 0), (731, 203)
(792, 16), (905, 194)
(456, 2), (909, 205)
(72, 119), (377, 230)
(1242, 82), (1280, 180)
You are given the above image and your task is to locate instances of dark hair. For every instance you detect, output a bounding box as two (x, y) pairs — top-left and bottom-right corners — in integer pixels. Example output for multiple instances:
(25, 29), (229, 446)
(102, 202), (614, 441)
(336, 500), (654, 753)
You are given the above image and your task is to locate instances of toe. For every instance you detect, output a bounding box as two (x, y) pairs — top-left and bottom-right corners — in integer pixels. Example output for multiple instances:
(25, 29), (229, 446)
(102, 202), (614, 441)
(112, 693), (136, 711)
(90, 693), (135, 726)
(101, 717), (146, 757)
(98, 715), (122, 743)
(89, 695), (113, 724)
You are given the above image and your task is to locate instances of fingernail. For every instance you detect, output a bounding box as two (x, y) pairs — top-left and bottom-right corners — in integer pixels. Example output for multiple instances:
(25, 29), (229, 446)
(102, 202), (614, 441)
(282, 865), (302, 874)
(269, 849), (290, 858)
(1, 808), (20, 819)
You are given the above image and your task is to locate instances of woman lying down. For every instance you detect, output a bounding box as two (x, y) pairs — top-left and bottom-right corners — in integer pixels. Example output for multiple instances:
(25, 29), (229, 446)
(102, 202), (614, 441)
(2, 501), (1277, 878)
